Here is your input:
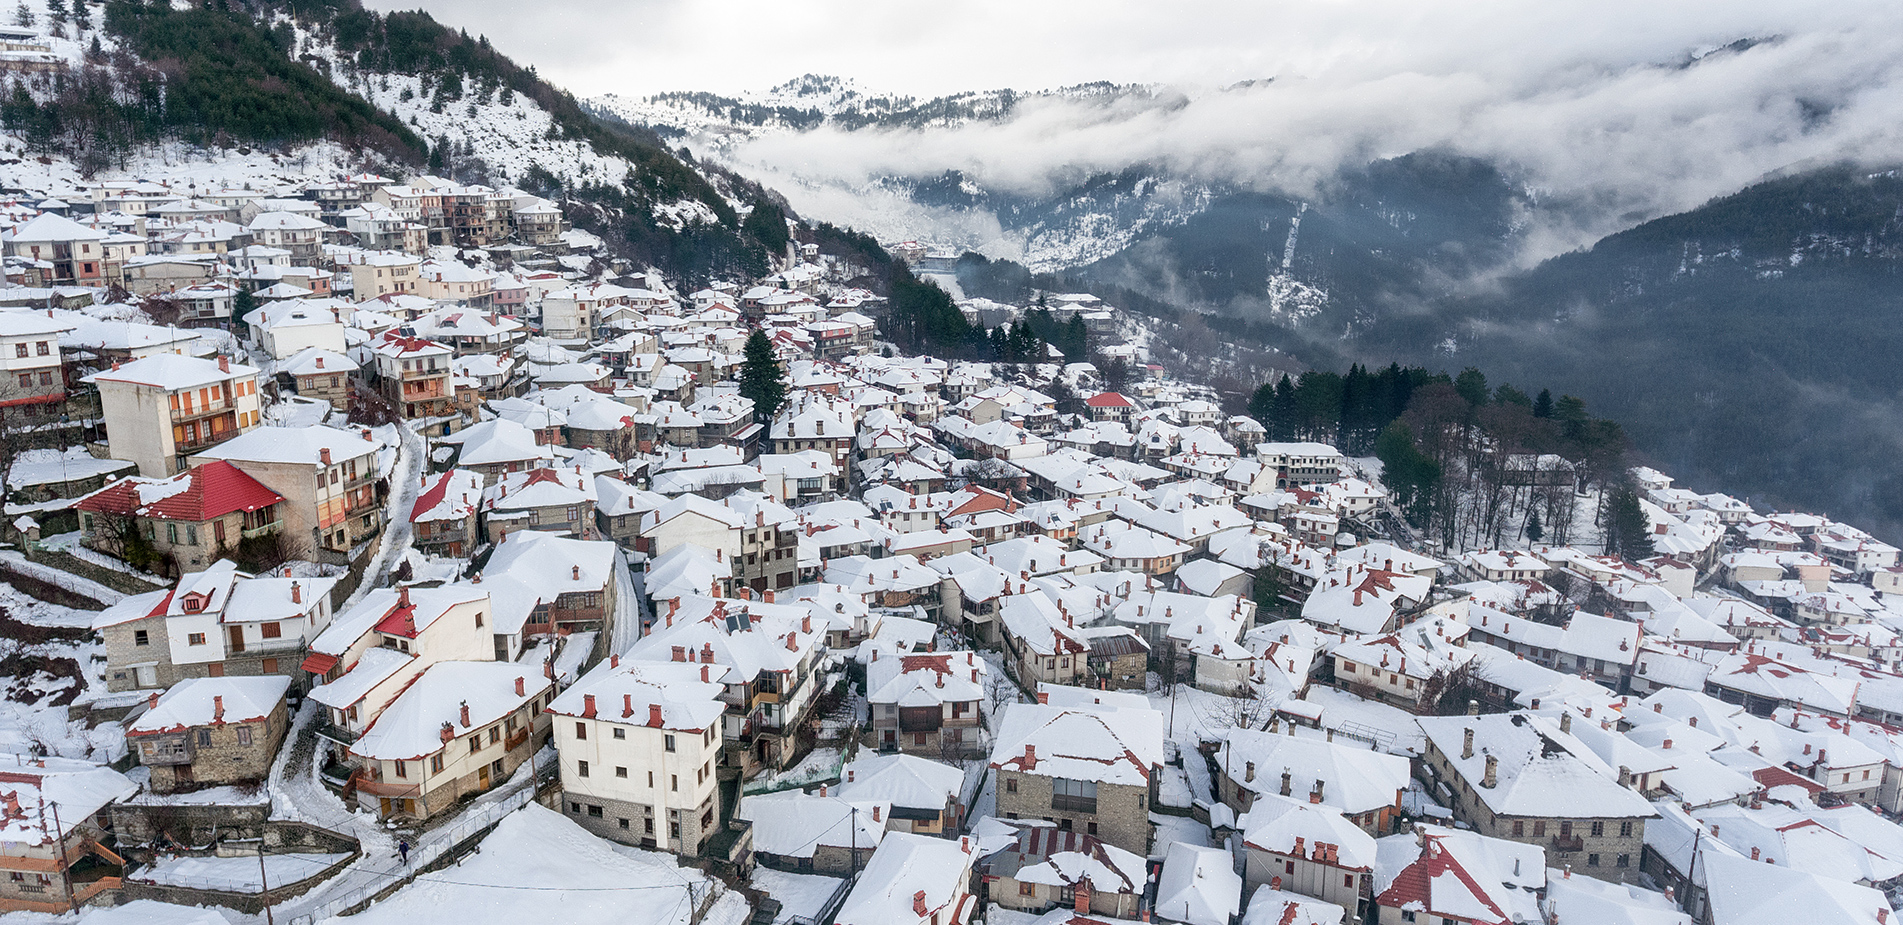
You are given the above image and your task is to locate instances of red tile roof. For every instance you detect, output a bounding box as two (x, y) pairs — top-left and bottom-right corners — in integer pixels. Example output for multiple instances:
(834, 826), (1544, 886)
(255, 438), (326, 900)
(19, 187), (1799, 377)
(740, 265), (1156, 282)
(76, 461), (283, 522)
(1085, 391), (1132, 408)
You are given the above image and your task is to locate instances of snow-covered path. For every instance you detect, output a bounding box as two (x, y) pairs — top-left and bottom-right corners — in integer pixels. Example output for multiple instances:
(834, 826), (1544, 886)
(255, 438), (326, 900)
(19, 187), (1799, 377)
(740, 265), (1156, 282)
(345, 422), (424, 612)
(0, 550), (126, 605)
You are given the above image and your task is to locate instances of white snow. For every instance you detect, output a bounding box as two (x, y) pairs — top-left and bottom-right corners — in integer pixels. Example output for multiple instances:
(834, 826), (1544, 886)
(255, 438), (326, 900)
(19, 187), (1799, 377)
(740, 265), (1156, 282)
(135, 852), (349, 892)
(750, 868), (845, 924)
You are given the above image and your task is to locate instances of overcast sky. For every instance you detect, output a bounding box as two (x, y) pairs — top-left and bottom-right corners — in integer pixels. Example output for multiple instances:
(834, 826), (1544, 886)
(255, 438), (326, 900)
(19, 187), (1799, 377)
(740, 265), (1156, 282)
(360, 0), (1886, 99)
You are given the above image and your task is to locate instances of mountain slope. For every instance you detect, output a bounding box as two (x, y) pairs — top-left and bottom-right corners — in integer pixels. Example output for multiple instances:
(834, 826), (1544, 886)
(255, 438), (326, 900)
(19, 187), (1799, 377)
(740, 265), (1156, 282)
(1376, 164), (1903, 539)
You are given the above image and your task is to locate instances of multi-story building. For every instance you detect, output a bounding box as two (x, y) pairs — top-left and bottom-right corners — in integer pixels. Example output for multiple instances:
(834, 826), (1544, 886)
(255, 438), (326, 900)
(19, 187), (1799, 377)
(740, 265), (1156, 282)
(194, 425), (383, 555)
(346, 661), (552, 820)
(371, 332), (455, 431)
(5, 212), (109, 284)
(549, 658), (730, 855)
(338, 251), (422, 299)
(0, 311), (72, 418)
(411, 469), (484, 558)
(94, 560), (336, 691)
(87, 354), (263, 477)
(1237, 793), (1380, 920)
(125, 675), (291, 793)
(0, 761), (133, 913)
(76, 463), (287, 576)
(246, 211), (328, 261)
(628, 596), (827, 775)
(1417, 713), (1655, 884)
(989, 693), (1165, 856)
(866, 651), (986, 756)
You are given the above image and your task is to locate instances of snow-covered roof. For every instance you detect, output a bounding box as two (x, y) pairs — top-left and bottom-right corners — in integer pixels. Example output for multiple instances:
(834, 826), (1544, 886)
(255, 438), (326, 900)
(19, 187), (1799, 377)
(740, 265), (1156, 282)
(127, 676), (290, 734)
(349, 660), (551, 761)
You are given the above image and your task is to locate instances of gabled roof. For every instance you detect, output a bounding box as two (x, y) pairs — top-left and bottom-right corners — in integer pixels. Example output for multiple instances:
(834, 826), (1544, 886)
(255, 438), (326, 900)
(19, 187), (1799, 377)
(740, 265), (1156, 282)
(127, 676), (290, 735)
(76, 461), (283, 522)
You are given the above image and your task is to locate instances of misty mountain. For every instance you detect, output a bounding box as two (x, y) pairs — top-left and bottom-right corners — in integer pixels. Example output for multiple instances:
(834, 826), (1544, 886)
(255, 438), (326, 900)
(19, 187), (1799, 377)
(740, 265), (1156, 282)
(1376, 164), (1903, 540)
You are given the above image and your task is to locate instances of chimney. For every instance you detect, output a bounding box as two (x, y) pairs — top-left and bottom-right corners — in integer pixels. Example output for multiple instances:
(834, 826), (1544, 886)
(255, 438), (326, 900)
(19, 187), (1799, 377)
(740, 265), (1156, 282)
(1467, 699), (1480, 716)
(648, 703), (663, 727)
(459, 700), (471, 727)
(701, 665), (710, 682)
(583, 694), (596, 718)
(1245, 761), (1256, 783)
(1280, 770), (1292, 796)
(872, 805), (882, 822)
(1037, 691), (1049, 705)
(672, 646), (685, 662)
(213, 695), (225, 723)
(1483, 755), (1498, 788)
(913, 891), (927, 917)
(398, 586), (410, 608)
(148, 692), (160, 710)
(1617, 765), (1631, 788)
(1023, 744), (1037, 770)
(1310, 780), (1324, 804)
(320, 447), (332, 465)
(218, 355), (229, 372)
(786, 633), (798, 651)
(1463, 727), (1475, 760)
(1075, 880), (1091, 914)
(572, 565), (580, 580)
(1271, 875), (1283, 892)
(820, 785), (828, 797)
(848, 769), (855, 783)
(441, 721), (454, 743)
(611, 655), (619, 669)
(291, 582), (301, 604)
(1560, 712), (1572, 734)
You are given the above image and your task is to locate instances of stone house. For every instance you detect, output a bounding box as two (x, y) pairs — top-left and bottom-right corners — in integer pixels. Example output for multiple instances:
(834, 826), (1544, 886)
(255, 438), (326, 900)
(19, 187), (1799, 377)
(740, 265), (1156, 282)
(125, 676), (290, 793)
(346, 661), (552, 821)
(866, 651), (986, 757)
(76, 460), (286, 575)
(989, 696), (1165, 856)
(979, 825), (1147, 919)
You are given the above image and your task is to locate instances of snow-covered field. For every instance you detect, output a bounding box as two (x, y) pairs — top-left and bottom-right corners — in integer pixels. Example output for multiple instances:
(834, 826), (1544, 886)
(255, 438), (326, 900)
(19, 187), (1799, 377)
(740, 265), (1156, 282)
(330, 804), (748, 925)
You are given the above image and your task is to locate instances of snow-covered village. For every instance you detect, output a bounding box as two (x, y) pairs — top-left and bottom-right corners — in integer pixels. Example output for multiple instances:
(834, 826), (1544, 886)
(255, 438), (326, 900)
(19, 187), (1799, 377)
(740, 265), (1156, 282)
(0, 4), (1889, 925)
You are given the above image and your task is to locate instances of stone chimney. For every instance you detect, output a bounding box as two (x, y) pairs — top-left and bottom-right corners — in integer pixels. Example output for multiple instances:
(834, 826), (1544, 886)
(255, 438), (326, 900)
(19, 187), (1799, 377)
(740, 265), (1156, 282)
(1483, 754), (1498, 788)
(1280, 770), (1292, 796)
(1463, 727), (1475, 760)
(1245, 761), (1256, 783)
(1560, 712), (1572, 734)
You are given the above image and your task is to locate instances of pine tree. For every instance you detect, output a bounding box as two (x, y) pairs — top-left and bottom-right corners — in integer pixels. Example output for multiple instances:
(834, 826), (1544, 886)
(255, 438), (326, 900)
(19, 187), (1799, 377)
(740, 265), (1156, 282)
(1525, 509), (1543, 543)
(71, 0), (88, 31)
(46, 0), (66, 25)
(11, 3), (32, 27)
(1532, 388), (1553, 419)
(738, 330), (787, 423)
(1605, 486), (1655, 561)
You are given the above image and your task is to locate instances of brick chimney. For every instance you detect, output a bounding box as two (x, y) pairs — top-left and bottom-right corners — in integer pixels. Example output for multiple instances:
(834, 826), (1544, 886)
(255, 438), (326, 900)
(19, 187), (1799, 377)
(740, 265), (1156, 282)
(441, 721), (454, 743)
(583, 694), (596, 718)
(572, 565), (580, 580)
(459, 700), (471, 727)
(148, 692), (160, 710)
(1483, 754), (1498, 788)
(912, 891), (927, 917)
(1074, 879), (1091, 914)
(218, 355), (229, 372)
(515, 676), (525, 697)
(648, 703), (663, 727)
(290, 582), (301, 604)
(622, 694), (634, 718)
(1037, 691), (1049, 705)
(1310, 779), (1324, 804)
(398, 586), (410, 608)
(1023, 744), (1037, 771)
(700, 665), (710, 683)
(320, 447), (332, 465)
(872, 805), (881, 822)
(213, 695), (224, 723)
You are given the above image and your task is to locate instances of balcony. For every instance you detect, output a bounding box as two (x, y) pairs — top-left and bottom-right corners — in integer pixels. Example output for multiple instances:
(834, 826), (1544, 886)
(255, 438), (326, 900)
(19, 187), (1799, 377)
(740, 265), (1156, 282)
(1549, 835), (1584, 853)
(172, 397), (233, 422)
(1050, 794), (1098, 814)
(241, 520), (282, 540)
(348, 769), (421, 798)
(504, 728), (529, 751)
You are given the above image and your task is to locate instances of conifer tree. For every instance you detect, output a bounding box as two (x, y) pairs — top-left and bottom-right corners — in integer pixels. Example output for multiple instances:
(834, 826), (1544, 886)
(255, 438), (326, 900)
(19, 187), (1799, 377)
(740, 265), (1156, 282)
(739, 330), (787, 423)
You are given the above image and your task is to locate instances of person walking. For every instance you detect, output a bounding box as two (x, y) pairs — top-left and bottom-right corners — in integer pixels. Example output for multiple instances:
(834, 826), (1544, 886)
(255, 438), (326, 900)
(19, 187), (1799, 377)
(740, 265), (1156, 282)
(397, 839), (410, 865)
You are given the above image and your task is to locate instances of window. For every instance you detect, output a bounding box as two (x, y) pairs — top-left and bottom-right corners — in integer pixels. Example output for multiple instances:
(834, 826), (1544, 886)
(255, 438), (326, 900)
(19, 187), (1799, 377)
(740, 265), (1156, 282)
(578, 761), (590, 778)
(236, 726), (252, 746)
(431, 755), (444, 773)
(612, 728), (625, 740)
(575, 722), (587, 740)
(395, 760), (408, 778)
(671, 775), (678, 791)
(1343, 874), (1354, 888)
(14, 373), (26, 388)
(37, 371), (50, 386)
(588, 805), (603, 817)
(1590, 821), (1605, 837)
(197, 729), (212, 746)
(616, 767), (628, 778)
(1559, 822), (1573, 837)
(261, 622), (282, 639)
(1402, 913), (1417, 923)
(1587, 853), (1600, 867)
(33, 341), (46, 357)
(664, 734), (676, 752)
(11, 344), (22, 358)
(187, 632), (207, 646)
(1619, 820), (1634, 838)
(1617, 854), (1631, 869)
(134, 630), (149, 646)
(1533, 821), (1546, 837)
(168, 523), (179, 544)
(1018, 882), (1036, 897)
(619, 818), (629, 829)
(490, 727), (501, 744)
(1005, 778), (1018, 794)
(1051, 778), (1098, 813)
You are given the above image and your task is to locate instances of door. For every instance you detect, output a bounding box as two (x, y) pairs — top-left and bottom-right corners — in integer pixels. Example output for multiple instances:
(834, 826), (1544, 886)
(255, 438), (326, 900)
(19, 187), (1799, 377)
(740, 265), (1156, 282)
(380, 798), (392, 816)
(228, 626), (245, 653)
(135, 665), (157, 687)
(478, 765), (491, 790)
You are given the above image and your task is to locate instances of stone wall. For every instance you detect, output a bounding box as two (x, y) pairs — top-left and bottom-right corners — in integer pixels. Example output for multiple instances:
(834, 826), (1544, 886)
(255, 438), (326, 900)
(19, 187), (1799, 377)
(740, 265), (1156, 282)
(994, 769), (1153, 856)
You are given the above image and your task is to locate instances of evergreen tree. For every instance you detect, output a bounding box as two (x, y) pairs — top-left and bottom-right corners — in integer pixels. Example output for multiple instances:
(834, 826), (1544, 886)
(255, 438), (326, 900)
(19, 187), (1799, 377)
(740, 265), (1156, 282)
(1454, 367), (1489, 406)
(1525, 508), (1543, 542)
(46, 0), (66, 25)
(738, 330), (787, 423)
(1605, 485), (1656, 561)
(11, 3), (32, 27)
(1062, 314), (1087, 360)
(71, 0), (87, 31)
(1532, 388), (1554, 419)
(1375, 421), (1440, 526)
(1247, 379), (1276, 429)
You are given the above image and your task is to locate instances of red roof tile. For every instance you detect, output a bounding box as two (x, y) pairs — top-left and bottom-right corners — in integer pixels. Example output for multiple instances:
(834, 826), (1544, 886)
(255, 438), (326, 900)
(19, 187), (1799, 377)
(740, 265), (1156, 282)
(76, 461), (284, 522)
(1085, 392), (1132, 408)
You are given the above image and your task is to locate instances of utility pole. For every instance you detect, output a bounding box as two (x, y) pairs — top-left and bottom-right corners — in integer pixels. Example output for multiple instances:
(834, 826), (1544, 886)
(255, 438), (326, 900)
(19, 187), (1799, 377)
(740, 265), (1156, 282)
(849, 805), (859, 878)
(257, 836), (276, 925)
(48, 800), (73, 914)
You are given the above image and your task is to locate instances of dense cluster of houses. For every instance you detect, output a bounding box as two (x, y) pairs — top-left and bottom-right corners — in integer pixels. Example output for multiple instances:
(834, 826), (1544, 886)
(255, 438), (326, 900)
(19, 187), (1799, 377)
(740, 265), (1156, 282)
(0, 166), (1894, 925)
